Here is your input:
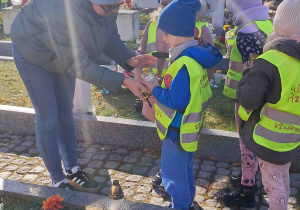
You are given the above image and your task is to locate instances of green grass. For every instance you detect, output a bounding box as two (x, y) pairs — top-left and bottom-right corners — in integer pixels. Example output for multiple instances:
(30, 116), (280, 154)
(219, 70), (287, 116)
(139, 13), (151, 26)
(0, 61), (236, 131)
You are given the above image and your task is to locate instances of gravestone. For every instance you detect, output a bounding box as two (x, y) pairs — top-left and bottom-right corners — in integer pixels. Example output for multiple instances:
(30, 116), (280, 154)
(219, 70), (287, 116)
(2, 7), (21, 35)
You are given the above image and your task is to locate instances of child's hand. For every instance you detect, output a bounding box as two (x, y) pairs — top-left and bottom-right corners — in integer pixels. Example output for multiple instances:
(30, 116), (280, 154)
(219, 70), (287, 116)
(141, 81), (156, 93)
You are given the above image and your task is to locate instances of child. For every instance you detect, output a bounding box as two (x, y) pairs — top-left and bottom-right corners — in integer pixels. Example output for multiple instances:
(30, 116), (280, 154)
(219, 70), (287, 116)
(222, 0), (273, 208)
(142, 0), (222, 209)
(237, 0), (300, 209)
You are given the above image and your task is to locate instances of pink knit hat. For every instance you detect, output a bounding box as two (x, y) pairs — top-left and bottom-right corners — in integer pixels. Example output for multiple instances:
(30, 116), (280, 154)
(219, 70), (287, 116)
(226, 0), (262, 14)
(273, 0), (300, 38)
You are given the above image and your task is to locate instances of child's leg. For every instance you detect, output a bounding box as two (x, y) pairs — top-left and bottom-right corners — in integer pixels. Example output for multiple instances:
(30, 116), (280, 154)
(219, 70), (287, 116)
(258, 158), (291, 210)
(236, 102), (258, 186)
(187, 152), (196, 205)
(161, 137), (191, 210)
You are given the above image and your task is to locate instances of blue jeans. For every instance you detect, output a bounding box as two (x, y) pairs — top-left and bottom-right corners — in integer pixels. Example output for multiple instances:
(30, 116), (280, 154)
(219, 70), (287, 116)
(12, 44), (78, 183)
(161, 137), (195, 210)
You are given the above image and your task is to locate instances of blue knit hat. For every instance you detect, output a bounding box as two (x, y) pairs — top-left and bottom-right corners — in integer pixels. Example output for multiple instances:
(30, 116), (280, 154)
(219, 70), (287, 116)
(157, 0), (201, 37)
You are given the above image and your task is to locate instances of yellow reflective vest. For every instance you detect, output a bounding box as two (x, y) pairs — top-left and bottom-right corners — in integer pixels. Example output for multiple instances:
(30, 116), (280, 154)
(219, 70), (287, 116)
(226, 27), (237, 47)
(1, 0), (8, 4)
(223, 20), (273, 100)
(241, 50), (300, 153)
(155, 56), (212, 152)
(146, 21), (169, 77)
(195, 20), (209, 38)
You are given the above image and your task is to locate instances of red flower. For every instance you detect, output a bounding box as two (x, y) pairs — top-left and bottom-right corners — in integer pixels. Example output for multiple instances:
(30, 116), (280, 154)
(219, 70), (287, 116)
(42, 194), (65, 210)
(125, 0), (133, 9)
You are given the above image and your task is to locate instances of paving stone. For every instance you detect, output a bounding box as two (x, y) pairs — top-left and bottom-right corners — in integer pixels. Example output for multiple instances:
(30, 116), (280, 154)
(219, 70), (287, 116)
(83, 168), (95, 175)
(290, 173), (300, 181)
(129, 151), (143, 158)
(195, 179), (209, 187)
(231, 170), (241, 177)
(122, 182), (136, 189)
(217, 168), (231, 176)
(205, 199), (221, 208)
(194, 195), (205, 204)
(1, 139), (10, 143)
(14, 146), (28, 153)
(290, 181), (300, 188)
(102, 145), (115, 151)
(202, 160), (215, 166)
(10, 135), (21, 140)
(99, 169), (109, 176)
(114, 148), (128, 155)
(214, 175), (229, 183)
(231, 166), (241, 171)
(212, 182), (227, 190)
(151, 165), (161, 172)
(29, 166), (45, 173)
(137, 161), (153, 167)
(288, 197), (297, 205)
(144, 153), (158, 159)
(201, 165), (216, 172)
(123, 156), (139, 163)
(149, 197), (164, 206)
(80, 152), (94, 159)
(0, 172), (12, 178)
(0, 154), (3, 159)
(198, 171), (212, 179)
(133, 194), (147, 201)
(23, 174), (38, 182)
(88, 160), (103, 169)
(216, 162), (230, 168)
(17, 166), (31, 174)
(93, 154), (107, 160)
(101, 187), (110, 195)
(290, 187), (297, 196)
(195, 186), (207, 195)
(4, 165), (18, 171)
(113, 172), (127, 180)
(85, 147), (98, 154)
(28, 148), (39, 155)
(77, 158), (90, 166)
(132, 166), (149, 175)
(43, 171), (50, 176)
(120, 164), (134, 172)
(0, 163), (8, 169)
(8, 174), (23, 181)
(194, 158), (201, 163)
(125, 175), (143, 182)
(208, 190), (225, 198)
(0, 133), (9, 138)
(108, 154), (122, 162)
(25, 161), (38, 166)
(194, 163), (200, 170)
(104, 161), (119, 169)
(154, 159), (161, 165)
(123, 189), (134, 197)
(147, 170), (158, 177)
(1, 156), (14, 162)
(137, 184), (152, 193)
(141, 156), (154, 163)
(77, 147), (85, 153)
(0, 148), (9, 153)
(11, 139), (22, 145)
(24, 136), (35, 141)
(6, 144), (16, 149)
(142, 178), (153, 185)
(37, 177), (51, 184)
(21, 141), (34, 147)
(94, 176), (107, 184)
(20, 153), (30, 157)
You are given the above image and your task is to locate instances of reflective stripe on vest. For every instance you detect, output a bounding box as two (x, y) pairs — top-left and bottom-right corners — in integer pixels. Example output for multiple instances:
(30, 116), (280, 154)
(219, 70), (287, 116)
(227, 29), (236, 46)
(155, 56), (212, 152)
(146, 21), (169, 77)
(252, 50), (300, 152)
(238, 106), (253, 121)
(223, 20), (273, 100)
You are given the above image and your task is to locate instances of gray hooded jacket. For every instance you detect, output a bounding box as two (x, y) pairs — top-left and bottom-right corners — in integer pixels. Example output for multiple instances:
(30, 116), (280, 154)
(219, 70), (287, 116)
(10, 0), (136, 93)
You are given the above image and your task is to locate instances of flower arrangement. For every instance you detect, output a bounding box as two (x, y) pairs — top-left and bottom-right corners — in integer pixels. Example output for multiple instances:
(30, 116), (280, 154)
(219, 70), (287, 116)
(125, 0), (133, 9)
(41, 194), (65, 210)
(223, 25), (230, 31)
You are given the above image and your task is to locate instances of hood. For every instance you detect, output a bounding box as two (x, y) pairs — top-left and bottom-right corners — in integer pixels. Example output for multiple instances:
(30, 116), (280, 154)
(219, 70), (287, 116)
(179, 42), (223, 69)
(271, 39), (300, 61)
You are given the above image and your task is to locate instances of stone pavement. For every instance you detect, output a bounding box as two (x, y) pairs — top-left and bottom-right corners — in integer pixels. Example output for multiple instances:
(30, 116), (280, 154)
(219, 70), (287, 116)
(0, 132), (299, 210)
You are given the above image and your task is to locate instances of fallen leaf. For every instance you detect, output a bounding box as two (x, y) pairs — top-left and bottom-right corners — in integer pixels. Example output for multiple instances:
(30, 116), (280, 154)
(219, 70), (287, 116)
(100, 147), (105, 151)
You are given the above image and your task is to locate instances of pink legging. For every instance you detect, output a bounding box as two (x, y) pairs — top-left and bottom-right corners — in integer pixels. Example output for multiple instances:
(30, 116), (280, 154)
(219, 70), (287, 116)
(235, 102), (258, 187)
(259, 158), (291, 210)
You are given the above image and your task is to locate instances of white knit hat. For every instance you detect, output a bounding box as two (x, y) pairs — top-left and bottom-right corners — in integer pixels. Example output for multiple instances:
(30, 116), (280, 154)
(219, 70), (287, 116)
(273, 0), (300, 38)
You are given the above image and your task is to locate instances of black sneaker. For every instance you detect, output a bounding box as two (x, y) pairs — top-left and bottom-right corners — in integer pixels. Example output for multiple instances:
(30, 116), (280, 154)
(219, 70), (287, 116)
(152, 170), (162, 187)
(230, 175), (259, 193)
(65, 167), (101, 193)
(57, 182), (77, 190)
(223, 184), (256, 208)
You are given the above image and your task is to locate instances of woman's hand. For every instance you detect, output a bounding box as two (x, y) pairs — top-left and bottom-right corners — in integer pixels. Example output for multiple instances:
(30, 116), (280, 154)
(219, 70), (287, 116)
(127, 54), (157, 68)
(141, 81), (156, 93)
(123, 78), (150, 101)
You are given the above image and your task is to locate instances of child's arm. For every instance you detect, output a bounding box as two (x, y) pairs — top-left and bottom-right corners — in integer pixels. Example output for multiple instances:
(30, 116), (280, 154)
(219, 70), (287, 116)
(152, 67), (191, 110)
